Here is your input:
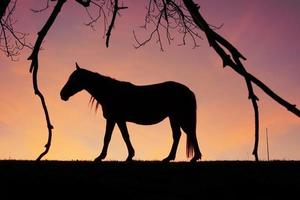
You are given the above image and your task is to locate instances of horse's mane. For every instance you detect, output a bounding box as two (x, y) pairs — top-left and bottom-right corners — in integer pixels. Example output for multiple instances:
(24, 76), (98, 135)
(89, 96), (100, 112)
(86, 71), (133, 112)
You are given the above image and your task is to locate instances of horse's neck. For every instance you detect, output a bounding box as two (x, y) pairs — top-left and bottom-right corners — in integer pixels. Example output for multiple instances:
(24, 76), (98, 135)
(84, 73), (111, 103)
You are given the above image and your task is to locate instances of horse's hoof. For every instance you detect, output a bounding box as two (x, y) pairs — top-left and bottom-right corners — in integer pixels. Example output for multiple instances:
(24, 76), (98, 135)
(126, 157), (133, 162)
(190, 155), (201, 162)
(94, 157), (103, 162)
(162, 157), (172, 162)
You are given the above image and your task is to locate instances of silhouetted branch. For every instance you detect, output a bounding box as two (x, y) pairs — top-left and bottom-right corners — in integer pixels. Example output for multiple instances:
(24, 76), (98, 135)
(133, 0), (165, 51)
(134, 0), (202, 50)
(79, 0), (128, 47)
(27, 0), (67, 161)
(76, 0), (91, 7)
(182, 0), (300, 161)
(30, 0), (50, 13)
(84, 6), (104, 31)
(0, 0), (10, 20)
(106, 0), (128, 47)
(247, 73), (299, 117)
(81, 0), (121, 46)
(0, 0), (32, 60)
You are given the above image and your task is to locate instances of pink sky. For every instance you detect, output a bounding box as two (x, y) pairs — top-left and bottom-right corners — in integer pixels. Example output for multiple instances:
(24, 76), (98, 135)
(0, 0), (299, 161)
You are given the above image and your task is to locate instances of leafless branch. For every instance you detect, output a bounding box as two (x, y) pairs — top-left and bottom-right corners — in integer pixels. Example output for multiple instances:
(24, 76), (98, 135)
(80, 0), (128, 47)
(209, 23), (224, 30)
(0, 0), (10, 20)
(76, 0), (91, 7)
(106, 0), (128, 47)
(133, 0), (203, 50)
(28, 0), (67, 161)
(182, 0), (299, 161)
(0, 0), (32, 60)
(31, 0), (50, 13)
(84, 1), (107, 35)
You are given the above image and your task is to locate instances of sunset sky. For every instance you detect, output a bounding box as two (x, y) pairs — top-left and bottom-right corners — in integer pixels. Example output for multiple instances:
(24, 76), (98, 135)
(0, 0), (299, 161)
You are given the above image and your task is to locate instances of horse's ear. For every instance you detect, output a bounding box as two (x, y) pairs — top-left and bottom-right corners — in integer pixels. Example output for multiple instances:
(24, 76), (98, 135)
(76, 62), (80, 70)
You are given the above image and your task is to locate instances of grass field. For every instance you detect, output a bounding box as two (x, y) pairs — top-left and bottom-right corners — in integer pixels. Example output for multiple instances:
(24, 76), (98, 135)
(1, 160), (299, 198)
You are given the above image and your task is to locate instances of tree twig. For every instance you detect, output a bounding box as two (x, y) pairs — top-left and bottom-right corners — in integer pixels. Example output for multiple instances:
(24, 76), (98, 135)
(134, 0), (202, 50)
(0, 0), (32, 60)
(83, 1), (107, 35)
(30, 0), (50, 13)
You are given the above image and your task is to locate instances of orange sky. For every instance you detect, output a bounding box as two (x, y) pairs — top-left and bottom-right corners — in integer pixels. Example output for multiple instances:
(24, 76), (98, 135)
(0, 0), (299, 161)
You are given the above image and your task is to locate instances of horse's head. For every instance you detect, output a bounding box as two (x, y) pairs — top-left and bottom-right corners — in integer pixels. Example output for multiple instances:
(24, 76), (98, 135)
(60, 63), (85, 101)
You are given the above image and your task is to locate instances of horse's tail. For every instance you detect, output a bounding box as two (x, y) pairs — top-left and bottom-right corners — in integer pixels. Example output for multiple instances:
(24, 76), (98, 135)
(184, 91), (197, 158)
(186, 133), (194, 158)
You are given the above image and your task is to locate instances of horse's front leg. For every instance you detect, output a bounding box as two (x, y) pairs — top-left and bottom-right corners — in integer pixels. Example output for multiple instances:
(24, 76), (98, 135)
(117, 121), (135, 161)
(94, 119), (115, 162)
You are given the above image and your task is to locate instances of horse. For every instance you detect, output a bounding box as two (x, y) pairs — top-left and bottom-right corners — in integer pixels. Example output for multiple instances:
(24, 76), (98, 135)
(60, 63), (202, 162)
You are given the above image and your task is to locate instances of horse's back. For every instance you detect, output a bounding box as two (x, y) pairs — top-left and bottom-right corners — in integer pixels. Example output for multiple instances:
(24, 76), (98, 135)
(132, 81), (196, 114)
(148, 81), (195, 102)
(137, 81), (194, 97)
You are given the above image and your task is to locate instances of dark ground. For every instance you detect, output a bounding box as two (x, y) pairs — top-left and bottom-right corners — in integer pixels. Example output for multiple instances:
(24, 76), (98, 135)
(1, 160), (299, 199)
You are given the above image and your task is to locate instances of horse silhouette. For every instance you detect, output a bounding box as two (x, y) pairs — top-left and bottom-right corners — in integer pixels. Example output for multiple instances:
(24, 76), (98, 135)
(60, 63), (202, 162)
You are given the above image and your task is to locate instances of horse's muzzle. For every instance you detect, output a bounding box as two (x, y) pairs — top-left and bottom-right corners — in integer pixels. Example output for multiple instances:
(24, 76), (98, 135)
(61, 96), (69, 101)
(60, 94), (69, 101)
(60, 88), (69, 101)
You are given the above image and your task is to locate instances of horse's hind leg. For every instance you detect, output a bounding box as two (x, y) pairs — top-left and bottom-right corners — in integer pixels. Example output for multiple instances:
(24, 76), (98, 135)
(117, 121), (135, 161)
(190, 133), (202, 162)
(163, 117), (181, 162)
(181, 120), (202, 162)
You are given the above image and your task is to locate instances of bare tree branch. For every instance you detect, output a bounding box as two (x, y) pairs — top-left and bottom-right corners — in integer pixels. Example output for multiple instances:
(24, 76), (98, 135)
(0, 0), (32, 60)
(1, 21), (32, 49)
(30, 0), (50, 13)
(134, 0), (202, 50)
(76, 0), (91, 7)
(79, 0), (128, 47)
(84, 6), (103, 31)
(0, 0), (10, 20)
(81, 1), (117, 45)
(84, 3), (110, 41)
(182, 0), (299, 161)
(27, 0), (67, 161)
(106, 0), (128, 47)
